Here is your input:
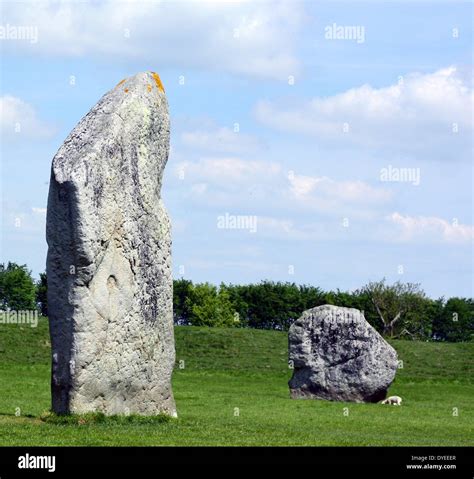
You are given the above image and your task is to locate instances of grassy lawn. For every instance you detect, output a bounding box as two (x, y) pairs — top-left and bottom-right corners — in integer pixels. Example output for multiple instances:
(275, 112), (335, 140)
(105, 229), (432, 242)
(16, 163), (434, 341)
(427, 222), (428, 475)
(0, 318), (472, 446)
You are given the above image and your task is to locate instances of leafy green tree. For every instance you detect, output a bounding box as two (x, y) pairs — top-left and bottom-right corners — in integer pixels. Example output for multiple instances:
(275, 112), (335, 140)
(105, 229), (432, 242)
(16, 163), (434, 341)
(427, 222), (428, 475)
(298, 284), (326, 312)
(0, 262), (36, 310)
(360, 279), (428, 338)
(173, 279), (194, 325)
(36, 272), (48, 317)
(187, 283), (237, 327)
(396, 296), (437, 340)
(235, 281), (326, 330)
(220, 283), (248, 327)
(325, 289), (361, 309)
(432, 298), (474, 342)
(242, 281), (291, 330)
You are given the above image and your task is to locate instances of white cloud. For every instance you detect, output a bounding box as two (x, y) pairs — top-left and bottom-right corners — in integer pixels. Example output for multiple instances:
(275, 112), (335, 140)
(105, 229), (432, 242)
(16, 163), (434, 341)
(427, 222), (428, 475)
(167, 151), (473, 251)
(172, 156), (391, 219)
(2, 201), (47, 235)
(171, 157), (282, 209)
(258, 216), (294, 235)
(257, 216), (323, 241)
(255, 66), (473, 158)
(31, 207), (47, 215)
(256, 211), (474, 245)
(388, 212), (474, 243)
(190, 183), (208, 196)
(4, 0), (303, 80)
(0, 95), (55, 139)
(181, 127), (262, 154)
(289, 173), (391, 204)
(183, 258), (275, 275)
(176, 157), (281, 184)
(170, 156), (474, 246)
(285, 172), (392, 220)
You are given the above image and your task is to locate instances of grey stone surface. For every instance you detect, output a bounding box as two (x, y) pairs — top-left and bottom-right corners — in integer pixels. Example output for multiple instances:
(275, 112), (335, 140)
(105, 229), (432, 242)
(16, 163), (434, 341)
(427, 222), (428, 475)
(46, 72), (176, 416)
(288, 305), (398, 403)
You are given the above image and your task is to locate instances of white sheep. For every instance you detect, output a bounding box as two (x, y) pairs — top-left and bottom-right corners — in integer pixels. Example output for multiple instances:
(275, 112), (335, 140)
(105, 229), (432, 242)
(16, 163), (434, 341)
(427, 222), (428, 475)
(380, 395), (402, 405)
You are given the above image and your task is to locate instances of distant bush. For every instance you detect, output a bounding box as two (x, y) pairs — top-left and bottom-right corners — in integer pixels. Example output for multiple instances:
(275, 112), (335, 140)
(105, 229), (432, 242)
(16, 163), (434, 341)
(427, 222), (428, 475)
(221, 281), (326, 330)
(185, 282), (237, 328)
(0, 262), (36, 311)
(36, 272), (48, 317)
(432, 297), (474, 342)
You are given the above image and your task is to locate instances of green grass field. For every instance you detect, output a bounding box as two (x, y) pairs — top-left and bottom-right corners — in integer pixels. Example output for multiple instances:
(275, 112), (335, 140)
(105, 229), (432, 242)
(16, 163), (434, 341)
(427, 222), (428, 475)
(0, 317), (472, 446)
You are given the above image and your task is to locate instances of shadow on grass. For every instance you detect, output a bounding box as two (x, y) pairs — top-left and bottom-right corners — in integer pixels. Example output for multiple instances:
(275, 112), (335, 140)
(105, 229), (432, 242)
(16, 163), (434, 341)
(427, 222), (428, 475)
(0, 412), (37, 419)
(40, 411), (174, 426)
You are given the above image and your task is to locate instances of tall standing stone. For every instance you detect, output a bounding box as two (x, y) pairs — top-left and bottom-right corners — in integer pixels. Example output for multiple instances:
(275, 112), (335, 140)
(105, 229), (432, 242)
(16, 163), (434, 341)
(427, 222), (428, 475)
(46, 72), (176, 416)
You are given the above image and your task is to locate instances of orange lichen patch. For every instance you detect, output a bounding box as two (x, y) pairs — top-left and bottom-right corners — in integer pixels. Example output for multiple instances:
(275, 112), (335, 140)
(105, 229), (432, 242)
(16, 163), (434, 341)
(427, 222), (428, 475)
(147, 84), (152, 92)
(116, 78), (126, 88)
(124, 88), (129, 93)
(151, 72), (165, 93)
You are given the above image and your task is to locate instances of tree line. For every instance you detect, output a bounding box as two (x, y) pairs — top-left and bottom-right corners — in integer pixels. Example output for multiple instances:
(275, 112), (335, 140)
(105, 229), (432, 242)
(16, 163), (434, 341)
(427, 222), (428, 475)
(173, 279), (473, 342)
(1, 262), (472, 342)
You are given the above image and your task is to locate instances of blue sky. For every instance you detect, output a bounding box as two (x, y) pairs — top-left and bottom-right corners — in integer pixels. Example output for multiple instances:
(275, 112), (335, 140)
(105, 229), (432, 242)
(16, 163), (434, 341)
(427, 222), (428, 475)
(1, 0), (472, 298)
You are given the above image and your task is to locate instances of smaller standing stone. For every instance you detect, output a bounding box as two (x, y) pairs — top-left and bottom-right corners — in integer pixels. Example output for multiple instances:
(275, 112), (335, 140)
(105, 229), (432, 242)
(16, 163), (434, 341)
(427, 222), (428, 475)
(288, 305), (398, 403)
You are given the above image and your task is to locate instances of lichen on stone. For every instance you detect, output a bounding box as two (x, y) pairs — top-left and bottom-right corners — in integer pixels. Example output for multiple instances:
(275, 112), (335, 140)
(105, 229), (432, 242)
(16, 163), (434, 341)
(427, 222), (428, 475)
(151, 72), (165, 93)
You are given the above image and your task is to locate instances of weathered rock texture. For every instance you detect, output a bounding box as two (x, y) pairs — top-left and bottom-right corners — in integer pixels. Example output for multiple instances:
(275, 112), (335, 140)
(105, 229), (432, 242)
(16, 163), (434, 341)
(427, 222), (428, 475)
(289, 305), (398, 403)
(46, 72), (176, 416)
